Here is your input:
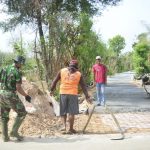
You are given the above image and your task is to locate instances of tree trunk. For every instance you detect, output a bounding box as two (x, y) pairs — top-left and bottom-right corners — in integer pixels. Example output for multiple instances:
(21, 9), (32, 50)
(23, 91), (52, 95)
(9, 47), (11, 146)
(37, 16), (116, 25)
(36, 1), (50, 83)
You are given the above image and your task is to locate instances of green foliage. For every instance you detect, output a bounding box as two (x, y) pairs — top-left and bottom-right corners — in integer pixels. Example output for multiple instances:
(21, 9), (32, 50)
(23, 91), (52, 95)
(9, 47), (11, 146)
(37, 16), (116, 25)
(0, 50), (37, 81)
(0, 51), (15, 67)
(108, 35), (126, 56)
(0, 0), (121, 31)
(107, 35), (126, 73)
(104, 48), (117, 75)
(13, 42), (26, 56)
(137, 33), (149, 43)
(23, 58), (40, 81)
(117, 52), (134, 73)
(23, 57), (37, 71)
(0, 0), (121, 83)
(133, 42), (150, 75)
(73, 14), (107, 82)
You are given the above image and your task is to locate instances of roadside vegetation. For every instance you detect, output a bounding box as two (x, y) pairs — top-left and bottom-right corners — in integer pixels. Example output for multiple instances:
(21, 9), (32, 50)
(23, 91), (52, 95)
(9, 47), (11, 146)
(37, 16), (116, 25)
(1, 0), (149, 85)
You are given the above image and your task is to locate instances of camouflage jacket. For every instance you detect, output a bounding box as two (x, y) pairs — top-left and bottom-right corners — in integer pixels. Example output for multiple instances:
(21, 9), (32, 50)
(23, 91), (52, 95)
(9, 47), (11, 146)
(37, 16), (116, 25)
(0, 64), (22, 91)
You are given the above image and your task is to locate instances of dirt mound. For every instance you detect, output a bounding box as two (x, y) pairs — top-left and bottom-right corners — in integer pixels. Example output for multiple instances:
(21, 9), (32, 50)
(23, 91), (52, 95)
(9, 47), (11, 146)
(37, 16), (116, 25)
(1, 81), (111, 137)
(9, 79), (61, 136)
(19, 114), (61, 137)
(18, 79), (56, 116)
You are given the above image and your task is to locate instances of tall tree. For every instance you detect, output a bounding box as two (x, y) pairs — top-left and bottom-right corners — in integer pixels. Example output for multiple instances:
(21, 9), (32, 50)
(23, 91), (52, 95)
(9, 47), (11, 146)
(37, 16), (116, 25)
(108, 35), (125, 72)
(0, 0), (121, 82)
(108, 35), (125, 56)
(73, 13), (107, 81)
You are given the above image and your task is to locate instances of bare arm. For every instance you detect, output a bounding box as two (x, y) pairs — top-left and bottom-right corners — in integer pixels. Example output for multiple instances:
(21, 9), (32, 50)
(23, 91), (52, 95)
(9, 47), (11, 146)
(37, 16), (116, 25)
(92, 66), (95, 86)
(79, 75), (90, 99)
(105, 72), (107, 84)
(50, 71), (61, 92)
(104, 66), (107, 84)
(93, 72), (95, 85)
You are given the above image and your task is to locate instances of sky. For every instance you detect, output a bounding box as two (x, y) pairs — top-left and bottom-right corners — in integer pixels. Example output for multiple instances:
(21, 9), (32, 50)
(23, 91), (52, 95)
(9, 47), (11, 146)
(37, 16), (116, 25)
(0, 0), (150, 53)
(0, 5), (34, 53)
(92, 0), (150, 53)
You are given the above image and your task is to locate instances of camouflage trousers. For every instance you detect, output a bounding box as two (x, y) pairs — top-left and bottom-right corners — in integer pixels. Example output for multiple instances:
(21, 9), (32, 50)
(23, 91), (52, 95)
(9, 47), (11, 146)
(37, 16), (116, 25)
(0, 90), (27, 122)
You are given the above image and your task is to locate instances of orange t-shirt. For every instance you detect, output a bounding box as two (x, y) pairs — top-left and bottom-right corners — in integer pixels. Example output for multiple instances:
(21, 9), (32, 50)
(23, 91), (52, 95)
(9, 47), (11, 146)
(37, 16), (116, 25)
(60, 68), (81, 95)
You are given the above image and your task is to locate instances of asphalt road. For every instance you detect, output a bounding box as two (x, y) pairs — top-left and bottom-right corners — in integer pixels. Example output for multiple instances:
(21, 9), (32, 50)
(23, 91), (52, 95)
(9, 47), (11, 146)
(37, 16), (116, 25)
(95, 71), (150, 113)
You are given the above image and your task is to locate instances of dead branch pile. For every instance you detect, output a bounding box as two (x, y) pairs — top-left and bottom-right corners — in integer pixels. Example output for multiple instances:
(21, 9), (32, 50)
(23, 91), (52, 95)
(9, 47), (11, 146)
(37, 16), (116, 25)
(9, 79), (62, 136)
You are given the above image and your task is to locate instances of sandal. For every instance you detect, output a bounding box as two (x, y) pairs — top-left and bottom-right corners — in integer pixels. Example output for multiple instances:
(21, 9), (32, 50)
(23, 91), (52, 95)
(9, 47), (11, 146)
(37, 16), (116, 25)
(66, 129), (77, 134)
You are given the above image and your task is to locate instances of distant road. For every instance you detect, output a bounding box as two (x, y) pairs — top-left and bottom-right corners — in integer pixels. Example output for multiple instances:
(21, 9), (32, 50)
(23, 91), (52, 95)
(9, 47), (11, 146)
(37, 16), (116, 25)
(95, 71), (150, 113)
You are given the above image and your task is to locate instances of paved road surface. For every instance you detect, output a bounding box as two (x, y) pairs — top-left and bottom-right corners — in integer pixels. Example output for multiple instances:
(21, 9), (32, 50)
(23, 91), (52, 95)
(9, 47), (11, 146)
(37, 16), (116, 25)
(95, 71), (150, 113)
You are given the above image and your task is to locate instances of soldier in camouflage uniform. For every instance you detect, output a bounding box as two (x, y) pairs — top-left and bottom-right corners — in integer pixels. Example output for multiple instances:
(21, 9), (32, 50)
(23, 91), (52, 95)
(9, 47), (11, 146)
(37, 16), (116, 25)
(0, 56), (31, 142)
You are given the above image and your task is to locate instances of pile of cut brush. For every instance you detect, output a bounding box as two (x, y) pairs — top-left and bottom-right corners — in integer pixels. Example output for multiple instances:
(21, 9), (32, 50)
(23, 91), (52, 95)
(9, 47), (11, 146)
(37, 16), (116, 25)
(8, 79), (62, 137)
(0, 79), (97, 137)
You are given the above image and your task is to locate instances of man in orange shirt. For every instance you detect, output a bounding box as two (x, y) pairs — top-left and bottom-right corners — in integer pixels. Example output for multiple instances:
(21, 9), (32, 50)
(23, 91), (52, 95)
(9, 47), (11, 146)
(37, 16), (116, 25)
(50, 60), (92, 134)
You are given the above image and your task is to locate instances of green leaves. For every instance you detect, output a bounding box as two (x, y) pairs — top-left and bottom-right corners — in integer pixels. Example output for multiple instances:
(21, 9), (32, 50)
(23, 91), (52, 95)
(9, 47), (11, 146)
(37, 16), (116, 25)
(133, 38), (150, 75)
(0, 0), (121, 31)
(0, 0), (121, 82)
(0, 51), (15, 66)
(108, 35), (126, 56)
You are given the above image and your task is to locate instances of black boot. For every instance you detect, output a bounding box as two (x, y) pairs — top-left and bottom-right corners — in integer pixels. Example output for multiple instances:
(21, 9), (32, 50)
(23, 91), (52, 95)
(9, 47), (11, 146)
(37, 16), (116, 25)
(10, 116), (25, 141)
(1, 120), (10, 142)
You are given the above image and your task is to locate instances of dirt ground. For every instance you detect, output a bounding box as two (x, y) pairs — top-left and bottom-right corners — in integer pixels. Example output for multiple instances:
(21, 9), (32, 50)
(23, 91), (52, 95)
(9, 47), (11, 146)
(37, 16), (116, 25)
(1, 72), (150, 138)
